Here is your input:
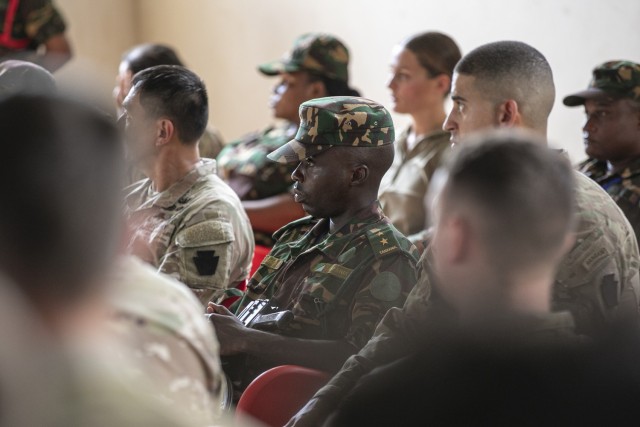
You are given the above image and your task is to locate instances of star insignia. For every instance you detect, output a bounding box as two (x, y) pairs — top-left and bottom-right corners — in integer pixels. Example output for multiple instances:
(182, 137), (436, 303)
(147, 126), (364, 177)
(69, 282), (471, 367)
(380, 238), (389, 245)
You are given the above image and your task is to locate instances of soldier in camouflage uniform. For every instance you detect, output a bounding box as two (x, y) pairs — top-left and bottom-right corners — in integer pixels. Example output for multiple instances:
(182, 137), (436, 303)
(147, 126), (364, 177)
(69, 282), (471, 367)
(107, 256), (224, 425)
(217, 33), (360, 246)
(123, 65), (254, 306)
(0, 0), (71, 71)
(287, 41), (640, 427)
(208, 97), (419, 390)
(114, 43), (225, 176)
(564, 61), (640, 244)
(380, 32), (461, 245)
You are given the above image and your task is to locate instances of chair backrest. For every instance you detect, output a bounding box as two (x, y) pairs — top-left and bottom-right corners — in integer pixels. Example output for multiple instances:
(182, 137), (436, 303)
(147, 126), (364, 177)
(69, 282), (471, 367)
(236, 365), (331, 427)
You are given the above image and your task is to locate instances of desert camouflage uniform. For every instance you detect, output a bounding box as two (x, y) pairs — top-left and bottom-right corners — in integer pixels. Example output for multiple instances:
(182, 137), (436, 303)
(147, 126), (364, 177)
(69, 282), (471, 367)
(0, 0), (65, 56)
(106, 256), (224, 425)
(124, 159), (254, 305)
(126, 127), (225, 185)
(578, 157), (640, 247)
(379, 128), (451, 241)
(293, 169), (640, 425)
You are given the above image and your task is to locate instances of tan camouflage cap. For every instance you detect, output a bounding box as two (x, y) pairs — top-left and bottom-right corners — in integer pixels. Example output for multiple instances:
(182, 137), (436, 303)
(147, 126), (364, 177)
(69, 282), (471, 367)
(258, 33), (349, 83)
(563, 60), (640, 106)
(267, 96), (395, 164)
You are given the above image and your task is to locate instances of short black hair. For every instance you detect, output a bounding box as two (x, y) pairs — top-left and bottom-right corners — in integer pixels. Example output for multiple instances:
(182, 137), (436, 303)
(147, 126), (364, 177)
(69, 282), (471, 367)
(442, 130), (575, 271)
(0, 95), (123, 307)
(455, 41), (555, 129)
(131, 65), (208, 144)
(122, 44), (184, 75)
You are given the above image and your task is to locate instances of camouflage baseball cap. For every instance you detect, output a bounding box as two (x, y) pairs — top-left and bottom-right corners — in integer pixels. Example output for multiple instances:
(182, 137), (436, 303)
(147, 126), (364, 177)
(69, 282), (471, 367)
(563, 60), (640, 106)
(258, 33), (349, 83)
(267, 96), (395, 164)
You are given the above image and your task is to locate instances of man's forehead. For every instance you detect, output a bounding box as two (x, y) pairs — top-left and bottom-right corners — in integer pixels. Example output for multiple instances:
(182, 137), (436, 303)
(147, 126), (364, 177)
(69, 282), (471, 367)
(585, 96), (621, 109)
(451, 73), (478, 94)
(122, 89), (139, 112)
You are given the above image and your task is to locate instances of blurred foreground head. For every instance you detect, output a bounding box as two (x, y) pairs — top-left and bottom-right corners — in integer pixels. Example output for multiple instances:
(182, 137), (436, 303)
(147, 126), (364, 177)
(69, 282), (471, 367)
(0, 60), (56, 98)
(429, 129), (576, 317)
(0, 95), (123, 324)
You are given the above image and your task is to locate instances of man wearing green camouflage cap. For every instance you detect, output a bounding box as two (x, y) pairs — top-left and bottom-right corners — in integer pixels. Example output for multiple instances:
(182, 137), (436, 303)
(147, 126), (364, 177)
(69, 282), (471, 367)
(566, 61), (640, 242)
(208, 96), (419, 392)
(217, 33), (360, 247)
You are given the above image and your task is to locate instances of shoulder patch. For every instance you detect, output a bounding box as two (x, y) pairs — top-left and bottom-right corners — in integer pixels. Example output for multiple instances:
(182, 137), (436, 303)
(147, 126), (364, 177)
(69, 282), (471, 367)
(366, 226), (401, 258)
(176, 220), (234, 248)
(370, 271), (402, 302)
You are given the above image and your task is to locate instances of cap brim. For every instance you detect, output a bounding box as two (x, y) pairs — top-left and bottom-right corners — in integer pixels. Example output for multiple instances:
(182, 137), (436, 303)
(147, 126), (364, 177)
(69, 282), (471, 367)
(267, 139), (333, 164)
(257, 60), (302, 76)
(562, 88), (610, 106)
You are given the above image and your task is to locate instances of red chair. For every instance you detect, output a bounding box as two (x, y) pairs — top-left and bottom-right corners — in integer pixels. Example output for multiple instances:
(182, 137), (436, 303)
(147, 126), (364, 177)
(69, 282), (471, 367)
(236, 365), (331, 427)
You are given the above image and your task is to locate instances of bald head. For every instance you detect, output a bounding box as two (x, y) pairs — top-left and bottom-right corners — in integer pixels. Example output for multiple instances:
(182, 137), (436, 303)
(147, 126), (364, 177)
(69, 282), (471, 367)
(455, 41), (555, 131)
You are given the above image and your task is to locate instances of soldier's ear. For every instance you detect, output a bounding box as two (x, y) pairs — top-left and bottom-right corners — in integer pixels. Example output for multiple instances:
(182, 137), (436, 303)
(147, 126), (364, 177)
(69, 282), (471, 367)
(496, 99), (521, 128)
(308, 79), (327, 98)
(351, 164), (369, 186)
(155, 119), (174, 146)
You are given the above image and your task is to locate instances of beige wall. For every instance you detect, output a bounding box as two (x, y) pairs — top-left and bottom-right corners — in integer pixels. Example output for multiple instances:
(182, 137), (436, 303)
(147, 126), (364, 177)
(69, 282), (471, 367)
(52, 0), (640, 161)
(53, 0), (139, 105)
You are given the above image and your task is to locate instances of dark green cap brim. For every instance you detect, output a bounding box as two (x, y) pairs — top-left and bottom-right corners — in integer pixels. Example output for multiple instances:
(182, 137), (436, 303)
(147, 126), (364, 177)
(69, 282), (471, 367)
(563, 88), (613, 106)
(257, 60), (303, 76)
(267, 139), (333, 164)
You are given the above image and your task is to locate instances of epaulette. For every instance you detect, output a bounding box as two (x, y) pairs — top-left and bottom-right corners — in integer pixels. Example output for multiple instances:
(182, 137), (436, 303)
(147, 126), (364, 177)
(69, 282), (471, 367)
(272, 215), (317, 241)
(366, 224), (404, 259)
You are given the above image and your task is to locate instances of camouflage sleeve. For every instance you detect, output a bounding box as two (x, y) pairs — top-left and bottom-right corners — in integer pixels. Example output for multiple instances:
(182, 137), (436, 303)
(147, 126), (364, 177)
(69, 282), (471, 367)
(344, 253), (418, 349)
(22, 0), (67, 45)
(290, 250), (455, 426)
(159, 219), (238, 305)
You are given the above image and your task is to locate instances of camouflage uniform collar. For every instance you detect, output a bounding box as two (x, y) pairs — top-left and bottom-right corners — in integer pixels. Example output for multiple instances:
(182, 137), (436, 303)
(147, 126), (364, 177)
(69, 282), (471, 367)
(302, 202), (386, 260)
(145, 159), (217, 209)
(398, 126), (451, 157)
(615, 155), (640, 179)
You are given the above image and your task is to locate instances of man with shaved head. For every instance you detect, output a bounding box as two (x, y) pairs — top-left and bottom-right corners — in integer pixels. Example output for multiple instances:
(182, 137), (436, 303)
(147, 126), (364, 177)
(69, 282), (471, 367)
(288, 41), (640, 427)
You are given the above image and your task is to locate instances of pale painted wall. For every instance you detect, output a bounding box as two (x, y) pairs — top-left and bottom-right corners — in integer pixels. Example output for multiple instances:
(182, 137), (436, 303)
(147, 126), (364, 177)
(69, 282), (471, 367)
(53, 0), (640, 161)
(53, 0), (139, 105)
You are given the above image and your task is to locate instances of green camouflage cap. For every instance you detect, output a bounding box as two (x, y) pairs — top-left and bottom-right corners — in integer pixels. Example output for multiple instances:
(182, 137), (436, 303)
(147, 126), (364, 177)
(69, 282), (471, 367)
(563, 60), (640, 106)
(258, 33), (349, 83)
(267, 96), (395, 164)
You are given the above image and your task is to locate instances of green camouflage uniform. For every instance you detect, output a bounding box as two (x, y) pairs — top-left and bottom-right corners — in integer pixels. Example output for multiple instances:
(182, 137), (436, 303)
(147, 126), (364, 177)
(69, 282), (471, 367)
(0, 0), (66, 56)
(106, 256), (224, 425)
(564, 61), (640, 244)
(124, 159), (255, 305)
(291, 166), (640, 426)
(231, 97), (418, 384)
(217, 33), (351, 247)
(578, 158), (640, 243)
(241, 203), (419, 345)
(217, 122), (298, 201)
(379, 128), (451, 240)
